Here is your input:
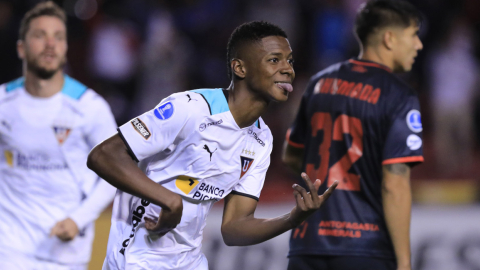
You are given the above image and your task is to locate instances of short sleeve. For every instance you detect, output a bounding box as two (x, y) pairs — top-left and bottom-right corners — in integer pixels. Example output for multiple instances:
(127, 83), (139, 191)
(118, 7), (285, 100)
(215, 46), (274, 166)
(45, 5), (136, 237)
(231, 141), (273, 201)
(287, 78), (317, 148)
(382, 93), (424, 166)
(118, 95), (192, 162)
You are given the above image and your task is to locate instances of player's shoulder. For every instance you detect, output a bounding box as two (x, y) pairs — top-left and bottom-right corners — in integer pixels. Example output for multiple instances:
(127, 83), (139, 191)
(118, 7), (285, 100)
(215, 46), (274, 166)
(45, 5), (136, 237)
(0, 77), (24, 102)
(309, 62), (345, 82)
(186, 88), (229, 116)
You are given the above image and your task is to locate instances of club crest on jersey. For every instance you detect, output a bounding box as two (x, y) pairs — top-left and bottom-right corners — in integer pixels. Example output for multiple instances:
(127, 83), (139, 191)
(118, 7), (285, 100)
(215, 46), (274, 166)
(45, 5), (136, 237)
(406, 110), (422, 133)
(240, 156), (254, 179)
(131, 118), (151, 140)
(406, 134), (422, 150)
(154, 102), (174, 120)
(53, 126), (71, 144)
(175, 175), (199, 194)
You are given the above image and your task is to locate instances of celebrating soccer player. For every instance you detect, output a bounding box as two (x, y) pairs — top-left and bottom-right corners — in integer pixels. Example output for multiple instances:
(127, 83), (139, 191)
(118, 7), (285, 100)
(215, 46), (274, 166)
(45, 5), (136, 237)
(0, 1), (117, 269)
(88, 21), (338, 270)
(283, 1), (424, 270)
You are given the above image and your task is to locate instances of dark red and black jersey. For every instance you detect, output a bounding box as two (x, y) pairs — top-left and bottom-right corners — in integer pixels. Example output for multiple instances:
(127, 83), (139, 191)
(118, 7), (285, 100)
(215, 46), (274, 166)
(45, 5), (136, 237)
(287, 59), (424, 259)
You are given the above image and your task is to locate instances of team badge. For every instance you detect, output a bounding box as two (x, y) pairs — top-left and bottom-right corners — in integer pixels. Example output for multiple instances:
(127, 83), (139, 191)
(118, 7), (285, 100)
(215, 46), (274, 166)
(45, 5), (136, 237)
(240, 156), (254, 178)
(175, 175), (199, 194)
(53, 126), (71, 144)
(406, 110), (422, 133)
(406, 134), (422, 151)
(131, 118), (151, 140)
(154, 102), (174, 120)
(4, 150), (13, 167)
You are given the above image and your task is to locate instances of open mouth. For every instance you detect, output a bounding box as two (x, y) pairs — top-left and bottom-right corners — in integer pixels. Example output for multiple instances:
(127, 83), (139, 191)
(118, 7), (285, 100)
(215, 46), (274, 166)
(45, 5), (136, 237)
(275, 82), (293, 93)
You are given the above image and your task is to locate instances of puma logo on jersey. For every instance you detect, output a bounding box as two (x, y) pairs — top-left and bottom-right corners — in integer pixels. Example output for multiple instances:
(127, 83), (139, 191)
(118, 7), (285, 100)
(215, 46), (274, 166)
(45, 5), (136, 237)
(203, 144), (217, 161)
(186, 94), (197, 102)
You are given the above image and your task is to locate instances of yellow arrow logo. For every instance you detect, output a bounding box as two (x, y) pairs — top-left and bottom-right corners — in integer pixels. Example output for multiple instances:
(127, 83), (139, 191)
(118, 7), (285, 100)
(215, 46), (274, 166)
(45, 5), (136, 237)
(175, 175), (199, 194)
(4, 150), (13, 167)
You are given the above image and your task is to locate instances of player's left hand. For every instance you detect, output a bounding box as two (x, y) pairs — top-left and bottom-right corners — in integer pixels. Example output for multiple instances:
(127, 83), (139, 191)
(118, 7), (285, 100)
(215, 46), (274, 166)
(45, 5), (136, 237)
(50, 218), (79, 241)
(288, 172), (338, 227)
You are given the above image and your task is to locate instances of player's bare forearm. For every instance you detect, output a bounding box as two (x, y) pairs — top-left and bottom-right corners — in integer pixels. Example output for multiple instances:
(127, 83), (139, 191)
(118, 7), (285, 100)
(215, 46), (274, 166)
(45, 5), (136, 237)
(87, 134), (182, 212)
(221, 173), (337, 246)
(282, 141), (304, 174)
(382, 163), (412, 270)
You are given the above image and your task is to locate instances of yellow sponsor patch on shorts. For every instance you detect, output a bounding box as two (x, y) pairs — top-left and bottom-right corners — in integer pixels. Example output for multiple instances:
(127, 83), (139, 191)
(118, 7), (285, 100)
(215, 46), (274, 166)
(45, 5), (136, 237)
(175, 175), (199, 194)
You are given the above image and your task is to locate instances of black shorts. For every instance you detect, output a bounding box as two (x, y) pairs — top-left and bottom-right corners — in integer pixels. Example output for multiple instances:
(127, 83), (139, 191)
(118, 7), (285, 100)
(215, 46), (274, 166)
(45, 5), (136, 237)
(287, 255), (396, 270)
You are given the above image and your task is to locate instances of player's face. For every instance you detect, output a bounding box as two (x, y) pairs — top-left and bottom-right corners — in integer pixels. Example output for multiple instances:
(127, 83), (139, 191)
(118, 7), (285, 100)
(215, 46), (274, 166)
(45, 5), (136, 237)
(243, 36), (295, 102)
(391, 23), (422, 73)
(18, 15), (67, 79)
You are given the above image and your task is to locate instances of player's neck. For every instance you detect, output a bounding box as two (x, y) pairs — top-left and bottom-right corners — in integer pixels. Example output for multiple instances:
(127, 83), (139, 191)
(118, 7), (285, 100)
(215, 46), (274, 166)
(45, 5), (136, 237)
(226, 82), (268, 129)
(23, 70), (64, 98)
(359, 47), (394, 71)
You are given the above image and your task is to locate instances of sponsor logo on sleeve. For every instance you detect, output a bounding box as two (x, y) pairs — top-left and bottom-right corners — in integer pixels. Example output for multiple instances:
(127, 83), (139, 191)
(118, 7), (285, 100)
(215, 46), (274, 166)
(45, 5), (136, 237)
(53, 126), (71, 145)
(406, 110), (422, 133)
(175, 175), (199, 194)
(406, 134), (422, 151)
(131, 118), (151, 140)
(240, 156), (254, 178)
(154, 102), (174, 120)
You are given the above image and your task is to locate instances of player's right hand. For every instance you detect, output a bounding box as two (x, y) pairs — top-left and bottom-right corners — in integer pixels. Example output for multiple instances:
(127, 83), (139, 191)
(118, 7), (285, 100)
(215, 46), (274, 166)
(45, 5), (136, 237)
(288, 172), (338, 227)
(144, 194), (183, 237)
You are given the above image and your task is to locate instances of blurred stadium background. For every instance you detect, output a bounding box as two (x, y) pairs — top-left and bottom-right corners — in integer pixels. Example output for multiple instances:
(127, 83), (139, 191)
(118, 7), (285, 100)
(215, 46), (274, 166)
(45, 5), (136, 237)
(2, 0), (480, 269)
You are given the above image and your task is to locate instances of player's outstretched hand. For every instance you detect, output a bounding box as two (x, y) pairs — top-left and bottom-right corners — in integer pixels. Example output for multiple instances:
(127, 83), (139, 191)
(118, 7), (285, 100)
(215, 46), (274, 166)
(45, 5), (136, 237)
(50, 218), (79, 241)
(144, 196), (183, 238)
(288, 172), (338, 227)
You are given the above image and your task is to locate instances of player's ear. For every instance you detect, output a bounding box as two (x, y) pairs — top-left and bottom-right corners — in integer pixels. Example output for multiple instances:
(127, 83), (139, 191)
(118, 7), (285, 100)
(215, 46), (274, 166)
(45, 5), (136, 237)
(231, 58), (246, 79)
(17, 39), (26, 60)
(383, 30), (395, 51)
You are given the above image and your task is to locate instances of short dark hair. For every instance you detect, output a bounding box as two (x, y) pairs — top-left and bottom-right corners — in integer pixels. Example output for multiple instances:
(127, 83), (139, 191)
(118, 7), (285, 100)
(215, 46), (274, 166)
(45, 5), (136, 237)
(226, 21), (287, 80)
(19, 1), (67, 40)
(355, 0), (421, 46)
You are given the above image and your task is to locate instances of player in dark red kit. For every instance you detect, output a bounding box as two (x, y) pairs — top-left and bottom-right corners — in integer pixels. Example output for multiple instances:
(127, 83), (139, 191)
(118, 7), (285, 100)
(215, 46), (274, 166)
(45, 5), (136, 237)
(282, 1), (423, 270)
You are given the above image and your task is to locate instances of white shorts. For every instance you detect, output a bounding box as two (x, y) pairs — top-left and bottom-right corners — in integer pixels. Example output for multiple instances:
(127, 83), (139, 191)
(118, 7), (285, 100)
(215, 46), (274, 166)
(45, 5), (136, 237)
(0, 248), (87, 270)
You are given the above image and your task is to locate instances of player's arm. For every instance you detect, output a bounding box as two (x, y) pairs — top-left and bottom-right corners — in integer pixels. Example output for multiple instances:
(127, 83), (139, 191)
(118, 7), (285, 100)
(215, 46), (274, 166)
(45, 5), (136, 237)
(382, 163), (412, 270)
(282, 141), (304, 174)
(221, 173), (337, 246)
(87, 134), (183, 235)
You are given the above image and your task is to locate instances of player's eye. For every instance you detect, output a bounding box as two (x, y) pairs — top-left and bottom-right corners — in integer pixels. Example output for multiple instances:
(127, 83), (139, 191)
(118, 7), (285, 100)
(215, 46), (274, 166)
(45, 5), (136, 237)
(269, 58), (279, 63)
(288, 59), (295, 65)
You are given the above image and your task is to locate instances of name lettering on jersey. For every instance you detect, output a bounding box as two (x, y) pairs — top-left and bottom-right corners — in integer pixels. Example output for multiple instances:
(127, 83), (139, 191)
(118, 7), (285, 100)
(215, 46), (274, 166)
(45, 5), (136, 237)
(4, 150), (13, 167)
(175, 175), (199, 194)
(406, 109), (422, 133)
(119, 199), (151, 255)
(240, 156), (254, 179)
(154, 102), (174, 120)
(248, 129), (265, 147)
(406, 134), (422, 151)
(131, 118), (151, 140)
(313, 78), (381, 105)
(53, 126), (71, 145)
(193, 183), (225, 201)
(199, 119), (223, 132)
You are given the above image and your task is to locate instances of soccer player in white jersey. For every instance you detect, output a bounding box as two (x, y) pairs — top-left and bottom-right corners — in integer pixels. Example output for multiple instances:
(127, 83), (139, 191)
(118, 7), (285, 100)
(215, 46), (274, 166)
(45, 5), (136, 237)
(0, 2), (117, 269)
(88, 21), (338, 270)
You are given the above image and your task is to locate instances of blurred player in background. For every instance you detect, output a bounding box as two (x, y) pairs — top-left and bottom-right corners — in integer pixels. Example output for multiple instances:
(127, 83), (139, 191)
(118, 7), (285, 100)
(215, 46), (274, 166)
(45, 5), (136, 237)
(0, 2), (117, 269)
(283, 1), (424, 269)
(87, 21), (337, 270)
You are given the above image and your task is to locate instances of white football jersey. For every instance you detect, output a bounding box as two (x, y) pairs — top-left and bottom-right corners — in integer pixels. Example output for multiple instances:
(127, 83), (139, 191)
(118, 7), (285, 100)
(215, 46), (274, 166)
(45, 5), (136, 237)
(104, 89), (273, 270)
(0, 76), (117, 264)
